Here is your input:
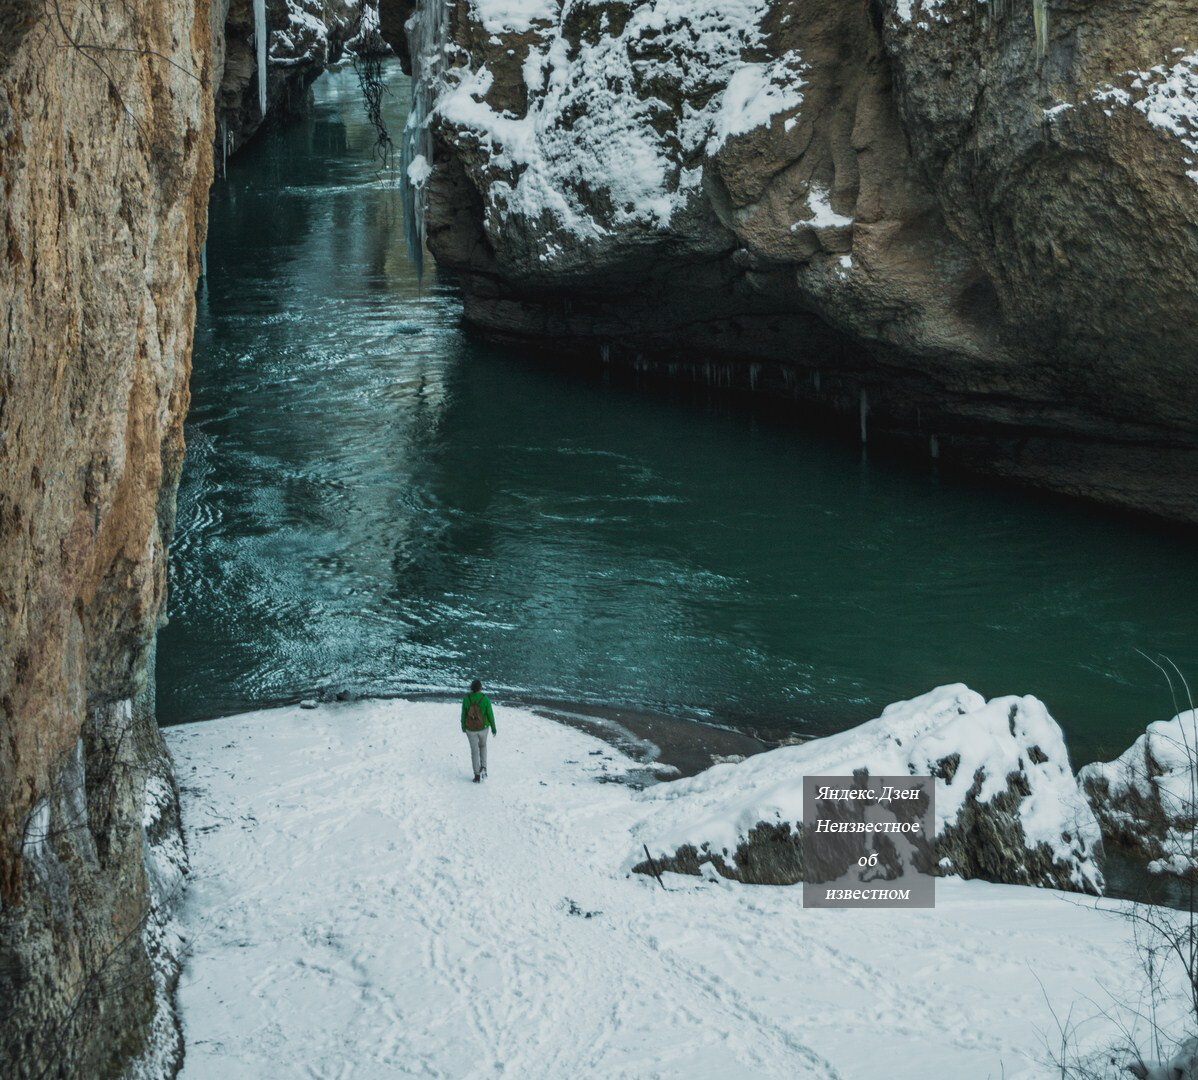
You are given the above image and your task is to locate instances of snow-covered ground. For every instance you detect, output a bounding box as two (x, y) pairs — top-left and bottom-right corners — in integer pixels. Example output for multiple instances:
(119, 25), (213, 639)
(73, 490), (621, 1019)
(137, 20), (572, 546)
(169, 700), (1173, 1079)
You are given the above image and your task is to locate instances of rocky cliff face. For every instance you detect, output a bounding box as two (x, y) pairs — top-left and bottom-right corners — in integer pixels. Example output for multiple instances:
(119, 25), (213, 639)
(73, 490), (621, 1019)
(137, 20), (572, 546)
(215, 0), (363, 159)
(0, 1), (211, 1075)
(386, 0), (1198, 522)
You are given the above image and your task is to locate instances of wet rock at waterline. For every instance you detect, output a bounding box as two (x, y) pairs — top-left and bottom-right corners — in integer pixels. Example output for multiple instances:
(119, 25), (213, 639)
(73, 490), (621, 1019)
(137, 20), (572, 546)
(387, 0), (1198, 522)
(633, 686), (1105, 894)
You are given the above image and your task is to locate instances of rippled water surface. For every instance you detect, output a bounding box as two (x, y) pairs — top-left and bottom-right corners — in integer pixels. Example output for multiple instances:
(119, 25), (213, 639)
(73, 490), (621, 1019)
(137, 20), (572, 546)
(160, 62), (1198, 764)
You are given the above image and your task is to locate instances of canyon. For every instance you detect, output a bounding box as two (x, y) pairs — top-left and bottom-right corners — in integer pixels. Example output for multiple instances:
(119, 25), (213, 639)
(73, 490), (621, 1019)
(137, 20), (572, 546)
(1, 0), (1196, 1076)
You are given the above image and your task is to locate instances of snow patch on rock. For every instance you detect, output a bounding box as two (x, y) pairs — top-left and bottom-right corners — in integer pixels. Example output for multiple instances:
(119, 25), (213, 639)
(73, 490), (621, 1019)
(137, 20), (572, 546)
(406, 152), (432, 187)
(421, 0), (803, 244)
(470, 0), (558, 34)
(710, 53), (806, 150)
(893, 0), (949, 26)
(1090, 52), (1198, 183)
(1136, 52), (1198, 183)
(1080, 709), (1198, 876)
(792, 184), (853, 230)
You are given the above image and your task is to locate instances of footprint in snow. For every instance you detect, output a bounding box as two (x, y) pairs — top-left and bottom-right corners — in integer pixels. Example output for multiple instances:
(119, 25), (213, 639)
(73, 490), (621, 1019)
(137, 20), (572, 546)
(563, 898), (602, 919)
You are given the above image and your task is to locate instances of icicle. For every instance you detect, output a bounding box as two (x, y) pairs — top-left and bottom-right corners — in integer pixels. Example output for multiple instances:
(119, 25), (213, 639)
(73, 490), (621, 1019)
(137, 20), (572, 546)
(402, 0), (451, 275)
(220, 117), (227, 178)
(930, 434), (940, 460)
(859, 388), (869, 444)
(1032, 0), (1048, 60)
(200, 243), (207, 279)
(254, 0), (268, 117)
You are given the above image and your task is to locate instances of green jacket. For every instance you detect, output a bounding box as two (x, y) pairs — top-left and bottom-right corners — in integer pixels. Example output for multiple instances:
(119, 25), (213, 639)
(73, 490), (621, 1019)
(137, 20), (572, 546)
(461, 692), (496, 734)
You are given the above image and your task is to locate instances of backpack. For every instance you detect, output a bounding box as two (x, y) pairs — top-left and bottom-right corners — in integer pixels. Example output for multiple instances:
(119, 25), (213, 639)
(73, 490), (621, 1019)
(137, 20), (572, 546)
(465, 697), (486, 732)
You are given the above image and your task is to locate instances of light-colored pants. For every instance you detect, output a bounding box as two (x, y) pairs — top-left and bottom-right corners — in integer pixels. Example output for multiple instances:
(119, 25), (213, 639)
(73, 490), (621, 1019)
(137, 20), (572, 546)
(467, 729), (489, 776)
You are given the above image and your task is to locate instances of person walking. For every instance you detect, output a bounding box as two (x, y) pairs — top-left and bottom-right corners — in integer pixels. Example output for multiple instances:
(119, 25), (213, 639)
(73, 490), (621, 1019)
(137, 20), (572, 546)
(461, 679), (496, 783)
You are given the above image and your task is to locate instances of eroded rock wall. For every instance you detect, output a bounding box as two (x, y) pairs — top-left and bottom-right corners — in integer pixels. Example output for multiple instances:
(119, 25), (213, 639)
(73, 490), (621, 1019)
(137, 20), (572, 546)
(0, 0), (212, 1074)
(388, 0), (1198, 522)
(215, 0), (363, 159)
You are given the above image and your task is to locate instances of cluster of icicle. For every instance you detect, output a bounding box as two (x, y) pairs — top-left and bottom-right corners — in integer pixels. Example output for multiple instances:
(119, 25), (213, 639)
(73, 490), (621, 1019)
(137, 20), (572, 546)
(988, 0), (1050, 60)
(255, 0), (268, 116)
(400, 0), (450, 275)
(1032, 0), (1048, 59)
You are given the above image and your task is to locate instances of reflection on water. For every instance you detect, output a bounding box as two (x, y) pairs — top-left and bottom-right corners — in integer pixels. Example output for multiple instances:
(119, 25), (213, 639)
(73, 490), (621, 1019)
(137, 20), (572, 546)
(160, 61), (1198, 766)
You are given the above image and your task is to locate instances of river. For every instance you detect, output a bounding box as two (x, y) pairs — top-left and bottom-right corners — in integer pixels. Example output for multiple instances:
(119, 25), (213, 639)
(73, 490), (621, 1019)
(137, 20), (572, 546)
(159, 60), (1198, 770)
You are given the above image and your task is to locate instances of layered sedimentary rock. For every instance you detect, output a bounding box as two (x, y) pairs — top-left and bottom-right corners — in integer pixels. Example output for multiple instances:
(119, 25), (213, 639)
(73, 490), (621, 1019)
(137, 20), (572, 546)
(632, 686), (1104, 893)
(386, 0), (1198, 522)
(215, 0), (363, 159)
(0, 1), (210, 1074)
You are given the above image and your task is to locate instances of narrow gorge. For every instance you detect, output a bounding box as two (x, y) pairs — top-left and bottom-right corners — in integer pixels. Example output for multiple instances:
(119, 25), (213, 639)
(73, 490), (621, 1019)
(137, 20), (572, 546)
(1, 0), (1196, 1076)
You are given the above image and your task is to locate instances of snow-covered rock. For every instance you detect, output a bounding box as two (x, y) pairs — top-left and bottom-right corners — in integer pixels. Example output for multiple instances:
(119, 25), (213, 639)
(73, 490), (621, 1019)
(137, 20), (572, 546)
(1080, 710), (1198, 877)
(345, 0), (391, 57)
(1128, 1035), (1198, 1080)
(380, 0), (1198, 525)
(406, 0), (806, 266)
(635, 685), (1104, 894)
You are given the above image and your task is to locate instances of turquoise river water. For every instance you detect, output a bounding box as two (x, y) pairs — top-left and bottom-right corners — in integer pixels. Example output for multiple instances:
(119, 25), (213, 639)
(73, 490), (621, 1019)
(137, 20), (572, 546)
(159, 62), (1198, 769)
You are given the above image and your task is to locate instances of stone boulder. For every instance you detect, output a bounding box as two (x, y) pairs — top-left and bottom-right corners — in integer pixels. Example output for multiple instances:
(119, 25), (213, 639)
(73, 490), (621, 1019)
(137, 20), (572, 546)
(633, 685), (1104, 893)
(1080, 709), (1198, 877)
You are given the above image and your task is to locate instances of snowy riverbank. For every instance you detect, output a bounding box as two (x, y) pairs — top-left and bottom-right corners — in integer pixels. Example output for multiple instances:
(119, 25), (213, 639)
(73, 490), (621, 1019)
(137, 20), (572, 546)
(168, 699), (1178, 1078)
